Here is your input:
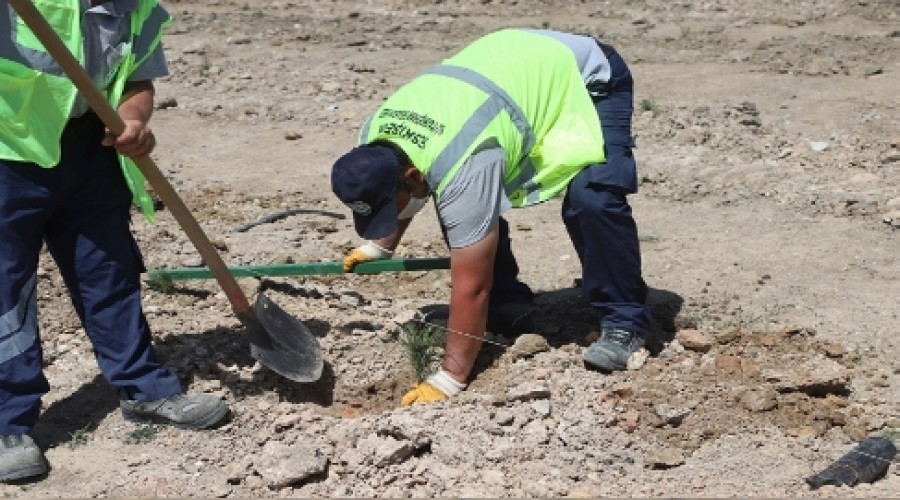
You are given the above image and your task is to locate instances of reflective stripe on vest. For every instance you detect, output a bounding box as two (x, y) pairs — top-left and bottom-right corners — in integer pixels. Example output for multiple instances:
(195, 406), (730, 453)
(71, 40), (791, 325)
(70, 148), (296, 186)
(360, 64), (540, 203)
(0, 0), (81, 167)
(0, 0), (81, 76)
(0, 273), (38, 365)
(360, 64), (544, 205)
(422, 65), (542, 205)
(0, 29), (67, 76)
(131, 3), (168, 69)
(0, 0), (169, 79)
(115, 0), (172, 221)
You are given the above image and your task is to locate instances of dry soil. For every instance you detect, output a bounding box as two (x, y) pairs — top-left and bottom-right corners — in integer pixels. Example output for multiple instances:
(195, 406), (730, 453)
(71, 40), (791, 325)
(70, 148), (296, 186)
(3, 0), (898, 497)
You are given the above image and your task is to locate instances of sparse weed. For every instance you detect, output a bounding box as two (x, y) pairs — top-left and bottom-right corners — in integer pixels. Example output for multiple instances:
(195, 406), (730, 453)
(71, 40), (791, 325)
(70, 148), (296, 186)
(849, 344), (862, 364)
(68, 424), (92, 450)
(145, 272), (175, 294)
(398, 321), (445, 383)
(714, 315), (747, 331)
(639, 98), (661, 117)
(124, 423), (165, 445)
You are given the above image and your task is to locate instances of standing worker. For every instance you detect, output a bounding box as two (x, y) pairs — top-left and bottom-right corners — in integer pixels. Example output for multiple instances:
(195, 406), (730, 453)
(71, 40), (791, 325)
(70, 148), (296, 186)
(331, 28), (654, 406)
(0, 0), (229, 482)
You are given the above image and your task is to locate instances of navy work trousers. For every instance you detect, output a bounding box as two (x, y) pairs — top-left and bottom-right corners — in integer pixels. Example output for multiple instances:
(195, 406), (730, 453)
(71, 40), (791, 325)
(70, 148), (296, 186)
(491, 45), (653, 335)
(0, 113), (182, 435)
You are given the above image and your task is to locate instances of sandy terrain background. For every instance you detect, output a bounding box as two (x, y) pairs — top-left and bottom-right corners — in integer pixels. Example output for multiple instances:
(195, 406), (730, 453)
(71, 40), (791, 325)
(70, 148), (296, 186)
(3, 0), (898, 497)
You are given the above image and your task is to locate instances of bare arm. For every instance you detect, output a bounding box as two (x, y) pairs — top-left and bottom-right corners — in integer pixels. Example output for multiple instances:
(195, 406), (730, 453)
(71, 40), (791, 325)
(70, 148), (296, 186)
(442, 222), (499, 383)
(102, 80), (157, 158)
(371, 217), (414, 251)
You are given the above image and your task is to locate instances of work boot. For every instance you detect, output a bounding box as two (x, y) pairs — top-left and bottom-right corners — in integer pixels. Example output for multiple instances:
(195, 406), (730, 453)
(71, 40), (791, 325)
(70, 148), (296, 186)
(583, 328), (645, 371)
(0, 435), (47, 482)
(486, 303), (535, 338)
(121, 393), (229, 430)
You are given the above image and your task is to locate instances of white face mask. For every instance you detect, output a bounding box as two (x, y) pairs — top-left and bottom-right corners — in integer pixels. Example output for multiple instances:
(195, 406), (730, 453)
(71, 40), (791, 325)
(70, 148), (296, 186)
(397, 195), (429, 220)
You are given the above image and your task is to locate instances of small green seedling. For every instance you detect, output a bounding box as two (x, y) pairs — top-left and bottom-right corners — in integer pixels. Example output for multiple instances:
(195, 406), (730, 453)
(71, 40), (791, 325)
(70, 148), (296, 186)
(398, 321), (445, 383)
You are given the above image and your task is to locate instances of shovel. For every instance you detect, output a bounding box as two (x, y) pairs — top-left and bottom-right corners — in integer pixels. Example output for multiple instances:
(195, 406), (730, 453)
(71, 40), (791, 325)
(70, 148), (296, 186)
(8, 0), (322, 382)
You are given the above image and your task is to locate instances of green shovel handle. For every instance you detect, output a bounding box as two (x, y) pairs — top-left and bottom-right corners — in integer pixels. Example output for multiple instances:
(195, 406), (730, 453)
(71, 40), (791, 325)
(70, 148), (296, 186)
(147, 257), (451, 281)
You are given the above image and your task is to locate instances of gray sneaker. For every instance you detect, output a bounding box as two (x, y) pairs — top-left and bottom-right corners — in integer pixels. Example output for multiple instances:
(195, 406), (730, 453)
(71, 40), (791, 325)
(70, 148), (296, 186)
(0, 435), (47, 482)
(121, 393), (229, 430)
(583, 328), (645, 371)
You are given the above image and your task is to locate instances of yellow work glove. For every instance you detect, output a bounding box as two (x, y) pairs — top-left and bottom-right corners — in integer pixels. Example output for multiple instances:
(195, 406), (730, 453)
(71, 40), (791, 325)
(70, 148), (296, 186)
(400, 369), (466, 407)
(343, 241), (393, 272)
(401, 381), (448, 406)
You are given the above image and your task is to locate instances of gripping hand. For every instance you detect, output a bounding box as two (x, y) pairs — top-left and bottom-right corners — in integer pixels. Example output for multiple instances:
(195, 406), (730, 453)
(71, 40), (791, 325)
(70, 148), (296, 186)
(343, 241), (393, 272)
(400, 381), (448, 406)
(400, 369), (466, 406)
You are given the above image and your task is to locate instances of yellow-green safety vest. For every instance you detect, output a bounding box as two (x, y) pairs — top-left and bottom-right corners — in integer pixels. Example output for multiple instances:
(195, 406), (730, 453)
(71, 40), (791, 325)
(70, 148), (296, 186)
(360, 28), (606, 207)
(0, 0), (171, 220)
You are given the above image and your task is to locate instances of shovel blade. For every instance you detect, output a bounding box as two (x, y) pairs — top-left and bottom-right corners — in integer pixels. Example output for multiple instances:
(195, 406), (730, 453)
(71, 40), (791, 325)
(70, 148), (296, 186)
(239, 293), (323, 382)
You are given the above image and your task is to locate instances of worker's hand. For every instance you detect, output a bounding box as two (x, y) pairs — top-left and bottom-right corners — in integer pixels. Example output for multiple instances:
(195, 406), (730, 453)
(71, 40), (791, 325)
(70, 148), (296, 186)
(400, 381), (448, 406)
(102, 119), (156, 158)
(343, 241), (393, 272)
(400, 368), (466, 406)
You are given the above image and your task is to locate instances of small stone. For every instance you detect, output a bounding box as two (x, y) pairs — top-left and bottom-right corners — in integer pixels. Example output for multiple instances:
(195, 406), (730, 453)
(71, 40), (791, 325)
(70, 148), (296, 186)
(509, 334), (550, 359)
(790, 426), (819, 438)
(675, 329), (713, 352)
(740, 387), (778, 412)
(273, 413), (301, 431)
(821, 342), (846, 358)
(507, 381), (550, 402)
(530, 399), (551, 417)
(610, 382), (634, 398)
(644, 448), (685, 469)
(655, 404), (691, 426)
(627, 348), (649, 370)
(715, 355), (743, 374)
(882, 210), (900, 228)
(155, 96), (178, 110)
(618, 410), (640, 433)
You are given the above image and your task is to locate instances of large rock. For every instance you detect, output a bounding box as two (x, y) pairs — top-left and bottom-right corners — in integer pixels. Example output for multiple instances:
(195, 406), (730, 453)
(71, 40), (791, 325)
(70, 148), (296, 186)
(761, 358), (850, 396)
(257, 442), (328, 489)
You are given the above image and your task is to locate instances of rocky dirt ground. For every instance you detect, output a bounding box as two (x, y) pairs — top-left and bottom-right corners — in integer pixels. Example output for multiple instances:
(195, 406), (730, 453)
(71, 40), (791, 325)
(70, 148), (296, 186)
(4, 0), (899, 497)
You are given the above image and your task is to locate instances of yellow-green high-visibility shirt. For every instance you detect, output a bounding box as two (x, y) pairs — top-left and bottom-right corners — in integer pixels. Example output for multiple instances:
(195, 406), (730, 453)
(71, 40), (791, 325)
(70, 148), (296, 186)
(360, 28), (606, 208)
(0, 0), (172, 220)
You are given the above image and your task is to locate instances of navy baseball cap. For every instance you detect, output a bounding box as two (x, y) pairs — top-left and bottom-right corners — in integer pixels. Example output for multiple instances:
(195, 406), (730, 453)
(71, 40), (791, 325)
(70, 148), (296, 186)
(331, 145), (401, 240)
